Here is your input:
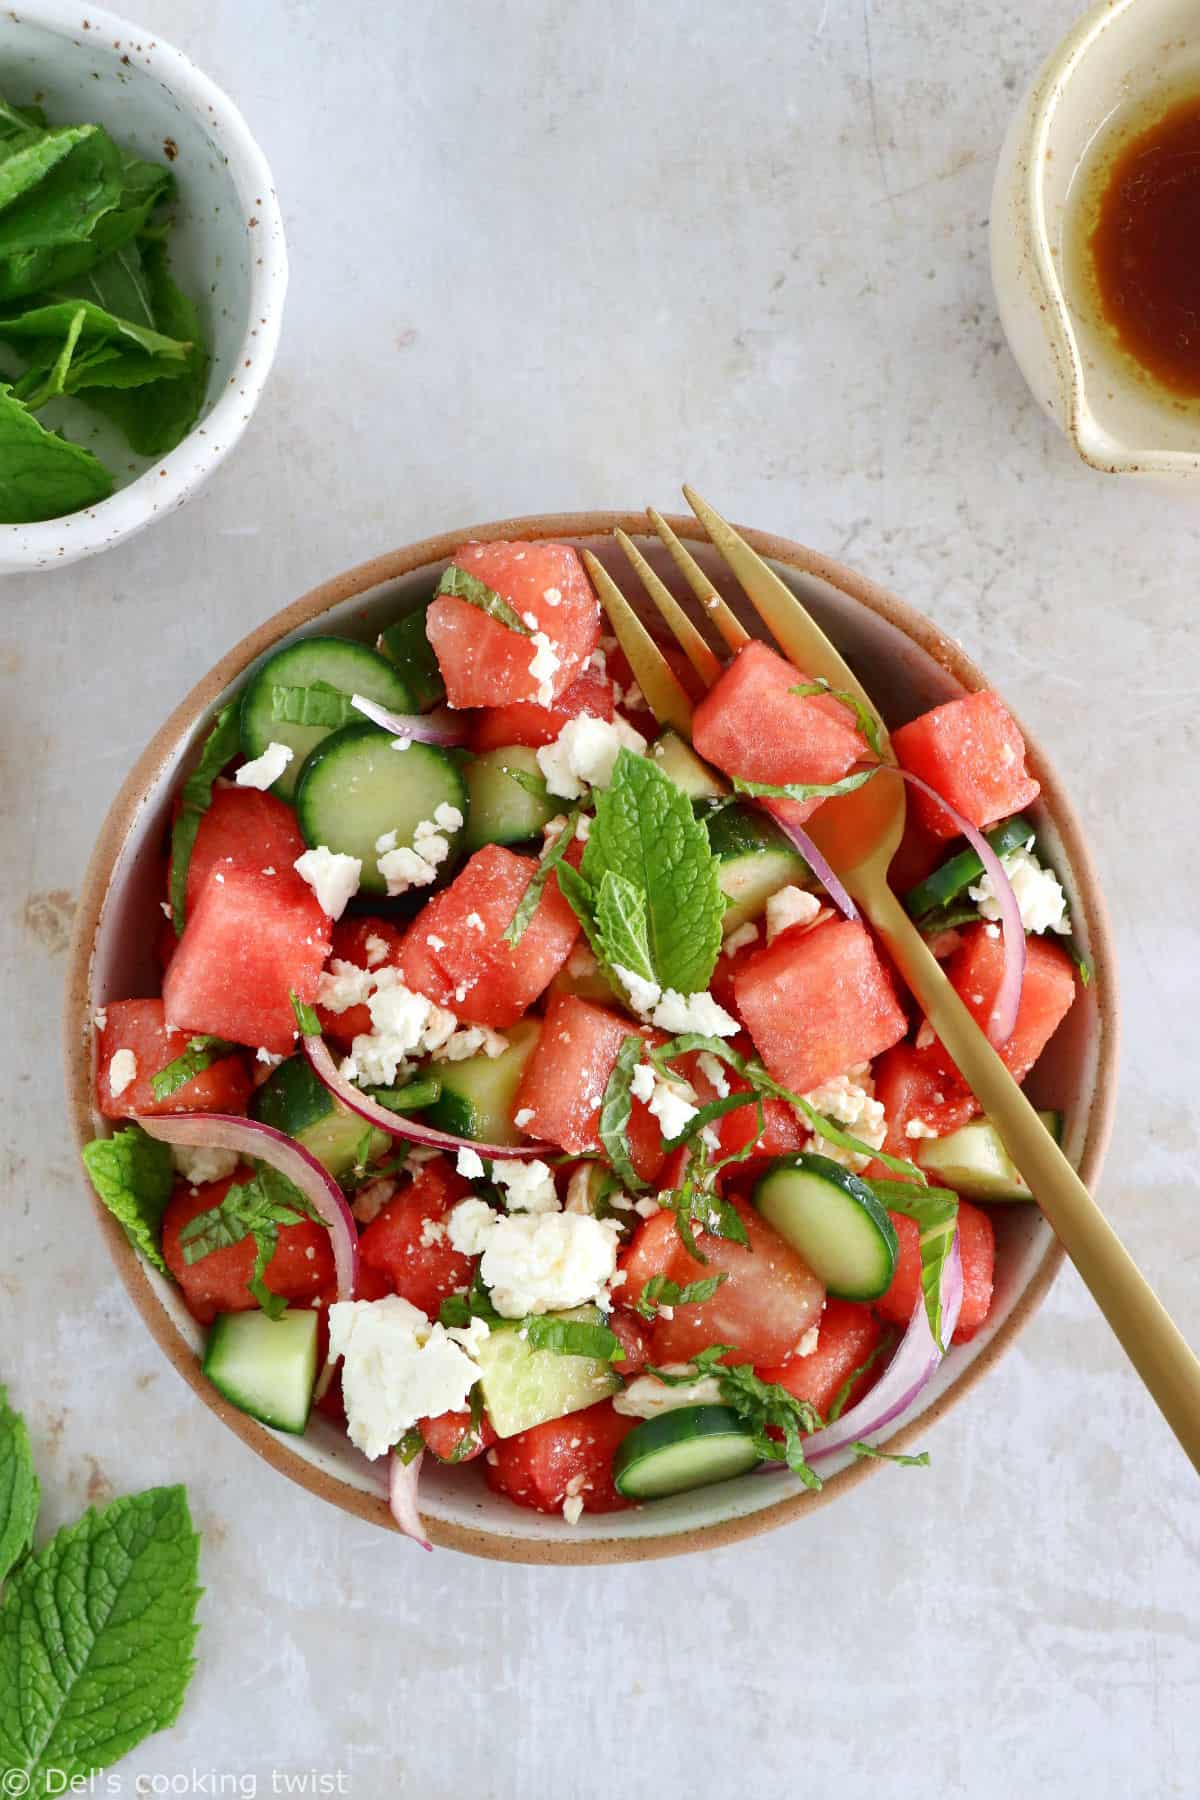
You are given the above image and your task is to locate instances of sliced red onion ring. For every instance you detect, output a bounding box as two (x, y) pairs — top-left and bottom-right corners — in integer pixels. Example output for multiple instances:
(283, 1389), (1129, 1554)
(893, 768), (1026, 1045)
(303, 1035), (547, 1160)
(350, 694), (468, 746)
(138, 1111), (359, 1302)
(389, 1448), (432, 1551)
(759, 800), (860, 922)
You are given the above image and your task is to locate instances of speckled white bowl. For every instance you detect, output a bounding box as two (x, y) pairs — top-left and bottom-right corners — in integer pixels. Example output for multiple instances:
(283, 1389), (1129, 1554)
(0, 2), (286, 571)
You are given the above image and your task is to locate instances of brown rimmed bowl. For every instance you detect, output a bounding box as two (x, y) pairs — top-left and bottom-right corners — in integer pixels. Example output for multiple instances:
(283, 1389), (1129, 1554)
(64, 512), (1119, 1564)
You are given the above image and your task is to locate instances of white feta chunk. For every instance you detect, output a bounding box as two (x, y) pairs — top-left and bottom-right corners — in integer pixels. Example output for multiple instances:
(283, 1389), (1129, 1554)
(448, 1208), (620, 1317)
(328, 1296), (483, 1460)
(108, 1048), (138, 1097)
(613, 965), (662, 1016)
(650, 988), (739, 1038)
(613, 1367), (724, 1419)
(536, 715), (648, 800)
(493, 1158), (559, 1215)
(800, 1064), (887, 1171)
(456, 1146), (486, 1181)
(969, 845), (1069, 936)
(528, 631), (561, 707)
(722, 921), (760, 956)
(447, 1196), (498, 1254)
(235, 740), (294, 791)
(765, 884), (822, 943)
(170, 1143), (239, 1185)
(293, 846), (361, 920)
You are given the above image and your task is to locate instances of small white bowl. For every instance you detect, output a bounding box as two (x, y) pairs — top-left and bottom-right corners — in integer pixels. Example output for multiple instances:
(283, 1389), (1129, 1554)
(0, 2), (287, 572)
(991, 0), (1200, 483)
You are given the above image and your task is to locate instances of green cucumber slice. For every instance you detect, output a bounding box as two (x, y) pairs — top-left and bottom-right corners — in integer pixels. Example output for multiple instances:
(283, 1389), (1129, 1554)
(904, 814), (1036, 921)
(753, 1152), (898, 1300)
(294, 722), (468, 895)
(251, 1054), (390, 1177)
(240, 636), (417, 798)
(705, 802), (812, 934)
(377, 601), (445, 712)
(650, 730), (728, 801)
(463, 746), (557, 849)
(475, 1304), (620, 1438)
(203, 1307), (318, 1433)
(613, 1405), (761, 1499)
(424, 1019), (542, 1145)
(915, 1109), (1062, 1201)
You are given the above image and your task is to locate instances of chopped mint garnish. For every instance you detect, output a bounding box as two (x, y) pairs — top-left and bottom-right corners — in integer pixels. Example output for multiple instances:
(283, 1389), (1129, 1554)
(289, 990), (321, 1037)
(633, 1271), (727, 1321)
(168, 701), (241, 935)
(731, 765), (879, 805)
(81, 1125), (175, 1275)
(869, 1179), (960, 1348)
(790, 678), (885, 761)
(268, 680), (358, 728)
(177, 1165), (320, 1319)
(435, 564), (531, 636)
(851, 1441), (931, 1468)
(149, 1034), (235, 1103)
(598, 1034), (651, 1195)
(503, 807), (579, 947)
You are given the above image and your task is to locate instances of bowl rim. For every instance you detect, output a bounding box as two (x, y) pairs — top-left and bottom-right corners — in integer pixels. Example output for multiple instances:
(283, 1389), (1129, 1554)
(0, 0), (287, 569)
(64, 510), (1120, 1564)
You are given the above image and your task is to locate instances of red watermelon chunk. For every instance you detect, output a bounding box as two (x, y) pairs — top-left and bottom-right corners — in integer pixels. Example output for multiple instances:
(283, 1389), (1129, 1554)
(950, 1200), (995, 1343)
(735, 918), (908, 1096)
(163, 866), (331, 1055)
(757, 1298), (887, 1418)
(470, 666), (614, 750)
(871, 1041), (979, 1154)
(892, 689), (1040, 840)
(939, 924), (1076, 1083)
(426, 541), (600, 710)
(692, 641), (867, 822)
(173, 786), (307, 921)
(316, 916), (406, 1047)
(513, 993), (667, 1182)
(96, 997), (252, 1120)
(397, 844), (578, 1027)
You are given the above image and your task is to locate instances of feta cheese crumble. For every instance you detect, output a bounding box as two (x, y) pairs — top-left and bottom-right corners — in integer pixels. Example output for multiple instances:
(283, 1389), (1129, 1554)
(447, 1203), (620, 1316)
(613, 965), (662, 1016)
(801, 1064), (887, 1171)
(722, 921), (760, 956)
(765, 884), (822, 943)
(323, 965), (458, 1087)
(328, 1295), (483, 1459)
(456, 1146), (486, 1181)
(493, 1158), (559, 1215)
(528, 631), (561, 707)
(293, 846), (361, 920)
(375, 809), (461, 897)
(433, 1025), (508, 1063)
(905, 1119), (939, 1140)
(536, 714), (648, 800)
(697, 1051), (731, 1098)
(108, 1048), (137, 1097)
(795, 1324), (821, 1358)
(352, 1178), (397, 1224)
(235, 740), (294, 791)
(170, 1143), (239, 1185)
(650, 988), (739, 1038)
(613, 1367), (724, 1419)
(969, 843), (1070, 936)
(630, 1058), (699, 1139)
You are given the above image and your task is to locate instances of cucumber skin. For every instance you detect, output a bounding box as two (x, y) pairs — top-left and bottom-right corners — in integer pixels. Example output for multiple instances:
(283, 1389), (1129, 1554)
(613, 1405), (761, 1499)
(904, 814), (1036, 920)
(753, 1152), (898, 1301)
(240, 636), (416, 800)
(464, 746), (557, 850)
(251, 1055), (389, 1177)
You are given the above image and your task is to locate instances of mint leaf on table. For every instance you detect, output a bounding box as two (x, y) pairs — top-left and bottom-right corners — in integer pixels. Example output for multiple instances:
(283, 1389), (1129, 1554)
(178, 1165), (319, 1318)
(81, 1127), (175, 1277)
(0, 1388), (39, 1586)
(434, 565), (531, 636)
(0, 1485), (200, 1794)
(83, 240), (209, 455)
(576, 749), (725, 996)
(0, 381), (111, 521)
(168, 701), (241, 933)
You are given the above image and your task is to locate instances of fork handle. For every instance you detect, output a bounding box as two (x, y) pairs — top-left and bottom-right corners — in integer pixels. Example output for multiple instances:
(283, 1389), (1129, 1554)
(863, 877), (1200, 1475)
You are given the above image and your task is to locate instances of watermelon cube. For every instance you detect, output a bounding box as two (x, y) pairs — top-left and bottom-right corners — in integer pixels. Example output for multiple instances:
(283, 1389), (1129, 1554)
(757, 1298), (887, 1418)
(513, 993), (667, 1182)
(96, 997), (252, 1120)
(692, 641), (867, 822)
(426, 541), (601, 710)
(871, 1041), (978, 1155)
(735, 918), (908, 1095)
(470, 666), (614, 751)
(397, 844), (579, 1028)
(891, 690), (1040, 840)
(950, 1200), (995, 1343)
(171, 786), (307, 922)
(163, 867), (331, 1055)
(940, 924), (1076, 1082)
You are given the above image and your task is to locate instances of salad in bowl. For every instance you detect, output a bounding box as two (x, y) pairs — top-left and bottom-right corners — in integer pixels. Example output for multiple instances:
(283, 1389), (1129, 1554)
(72, 521), (1111, 1558)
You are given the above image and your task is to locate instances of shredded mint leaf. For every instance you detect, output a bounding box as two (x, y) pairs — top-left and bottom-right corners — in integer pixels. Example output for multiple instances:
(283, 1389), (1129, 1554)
(435, 564), (531, 635)
(178, 1165), (320, 1318)
(594, 869), (655, 988)
(395, 1426), (425, 1465)
(268, 680), (357, 729)
(0, 1388), (39, 1587)
(81, 1127), (174, 1276)
(366, 1078), (441, 1114)
(598, 1034), (650, 1194)
(443, 1385), (488, 1463)
(149, 1035), (236, 1103)
(657, 1130), (750, 1264)
(731, 765), (880, 805)
(520, 1316), (623, 1361)
(0, 1485), (200, 1789)
(870, 1179), (960, 1348)
(504, 808), (580, 948)
(501, 763), (551, 801)
(554, 857), (614, 979)
(716, 1364), (824, 1489)
(644, 1344), (734, 1385)
(0, 382), (111, 522)
(168, 702), (241, 934)
(290, 990), (321, 1037)
(581, 749), (724, 995)
(825, 1329), (897, 1423)
(790, 678), (885, 761)
(633, 1271), (726, 1321)
(851, 1441), (931, 1468)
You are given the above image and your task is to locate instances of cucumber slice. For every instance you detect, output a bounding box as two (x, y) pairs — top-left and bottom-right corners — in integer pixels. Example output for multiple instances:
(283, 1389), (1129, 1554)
(904, 814), (1036, 921)
(915, 1109), (1062, 1201)
(753, 1152), (898, 1300)
(251, 1054), (390, 1177)
(705, 802), (812, 934)
(613, 1406), (761, 1499)
(203, 1307), (318, 1433)
(377, 601), (445, 712)
(424, 1020), (542, 1145)
(463, 746), (557, 849)
(294, 722), (468, 895)
(475, 1304), (620, 1438)
(650, 730), (728, 801)
(240, 636), (417, 799)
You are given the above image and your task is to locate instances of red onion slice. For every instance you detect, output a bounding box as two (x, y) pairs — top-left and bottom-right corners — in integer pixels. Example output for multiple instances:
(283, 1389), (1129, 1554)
(760, 800), (860, 922)
(137, 1111), (359, 1303)
(893, 768), (1026, 1044)
(351, 694), (468, 746)
(303, 1035), (548, 1160)
(389, 1447), (432, 1551)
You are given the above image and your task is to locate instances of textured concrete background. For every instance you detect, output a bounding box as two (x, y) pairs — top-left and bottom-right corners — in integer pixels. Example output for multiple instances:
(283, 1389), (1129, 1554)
(2, 1), (1197, 1794)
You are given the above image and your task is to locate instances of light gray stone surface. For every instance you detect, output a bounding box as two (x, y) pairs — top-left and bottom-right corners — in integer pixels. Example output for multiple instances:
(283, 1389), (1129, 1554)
(1, 1), (1196, 1794)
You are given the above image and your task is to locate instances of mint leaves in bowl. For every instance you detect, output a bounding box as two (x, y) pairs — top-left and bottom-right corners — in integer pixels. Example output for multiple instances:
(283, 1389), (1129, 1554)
(0, 5), (286, 572)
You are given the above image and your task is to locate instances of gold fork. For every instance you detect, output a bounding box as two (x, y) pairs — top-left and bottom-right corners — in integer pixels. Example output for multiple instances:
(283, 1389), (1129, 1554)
(582, 489), (1200, 1475)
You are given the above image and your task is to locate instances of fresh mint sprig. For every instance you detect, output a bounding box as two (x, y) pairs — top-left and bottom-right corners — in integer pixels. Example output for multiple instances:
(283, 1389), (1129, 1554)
(81, 1125), (175, 1276)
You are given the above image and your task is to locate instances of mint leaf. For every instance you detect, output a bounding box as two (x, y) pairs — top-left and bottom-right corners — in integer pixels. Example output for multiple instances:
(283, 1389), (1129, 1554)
(149, 1035), (236, 1103)
(0, 126), (122, 255)
(9, 303), (86, 408)
(290, 990), (321, 1037)
(435, 564), (531, 636)
(594, 869), (654, 986)
(168, 702), (241, 934)
(0, 382), (111, 522)
(178, 1165), (319, 1319)
(869, 1180), (959, 1348)
(582, 749), (724, 995)
(520, 1316), (623, 1361)
(268, 680), (357, 729)
(851, 1441), (931, 1469)
(0, 1389), (38, 1586)
(0, 147), (170, 306)
(633, 1271), (726, 1321)
(501, 763), (550, 802)
(81, 1127), (174, 1276)
(0, 122), (101, 219)
(714, 1364), (823, 1489)
(825, 1328), (896, 1423)
(82, 238), (209, 456)
(598, 1034), (650, 1194)
(503, 810), (579, 948)
(731, 766), (879, 805)
(0, 1485), (200, 1790)
(0, 295), (191, 361)
(790, 678), (885, 761)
